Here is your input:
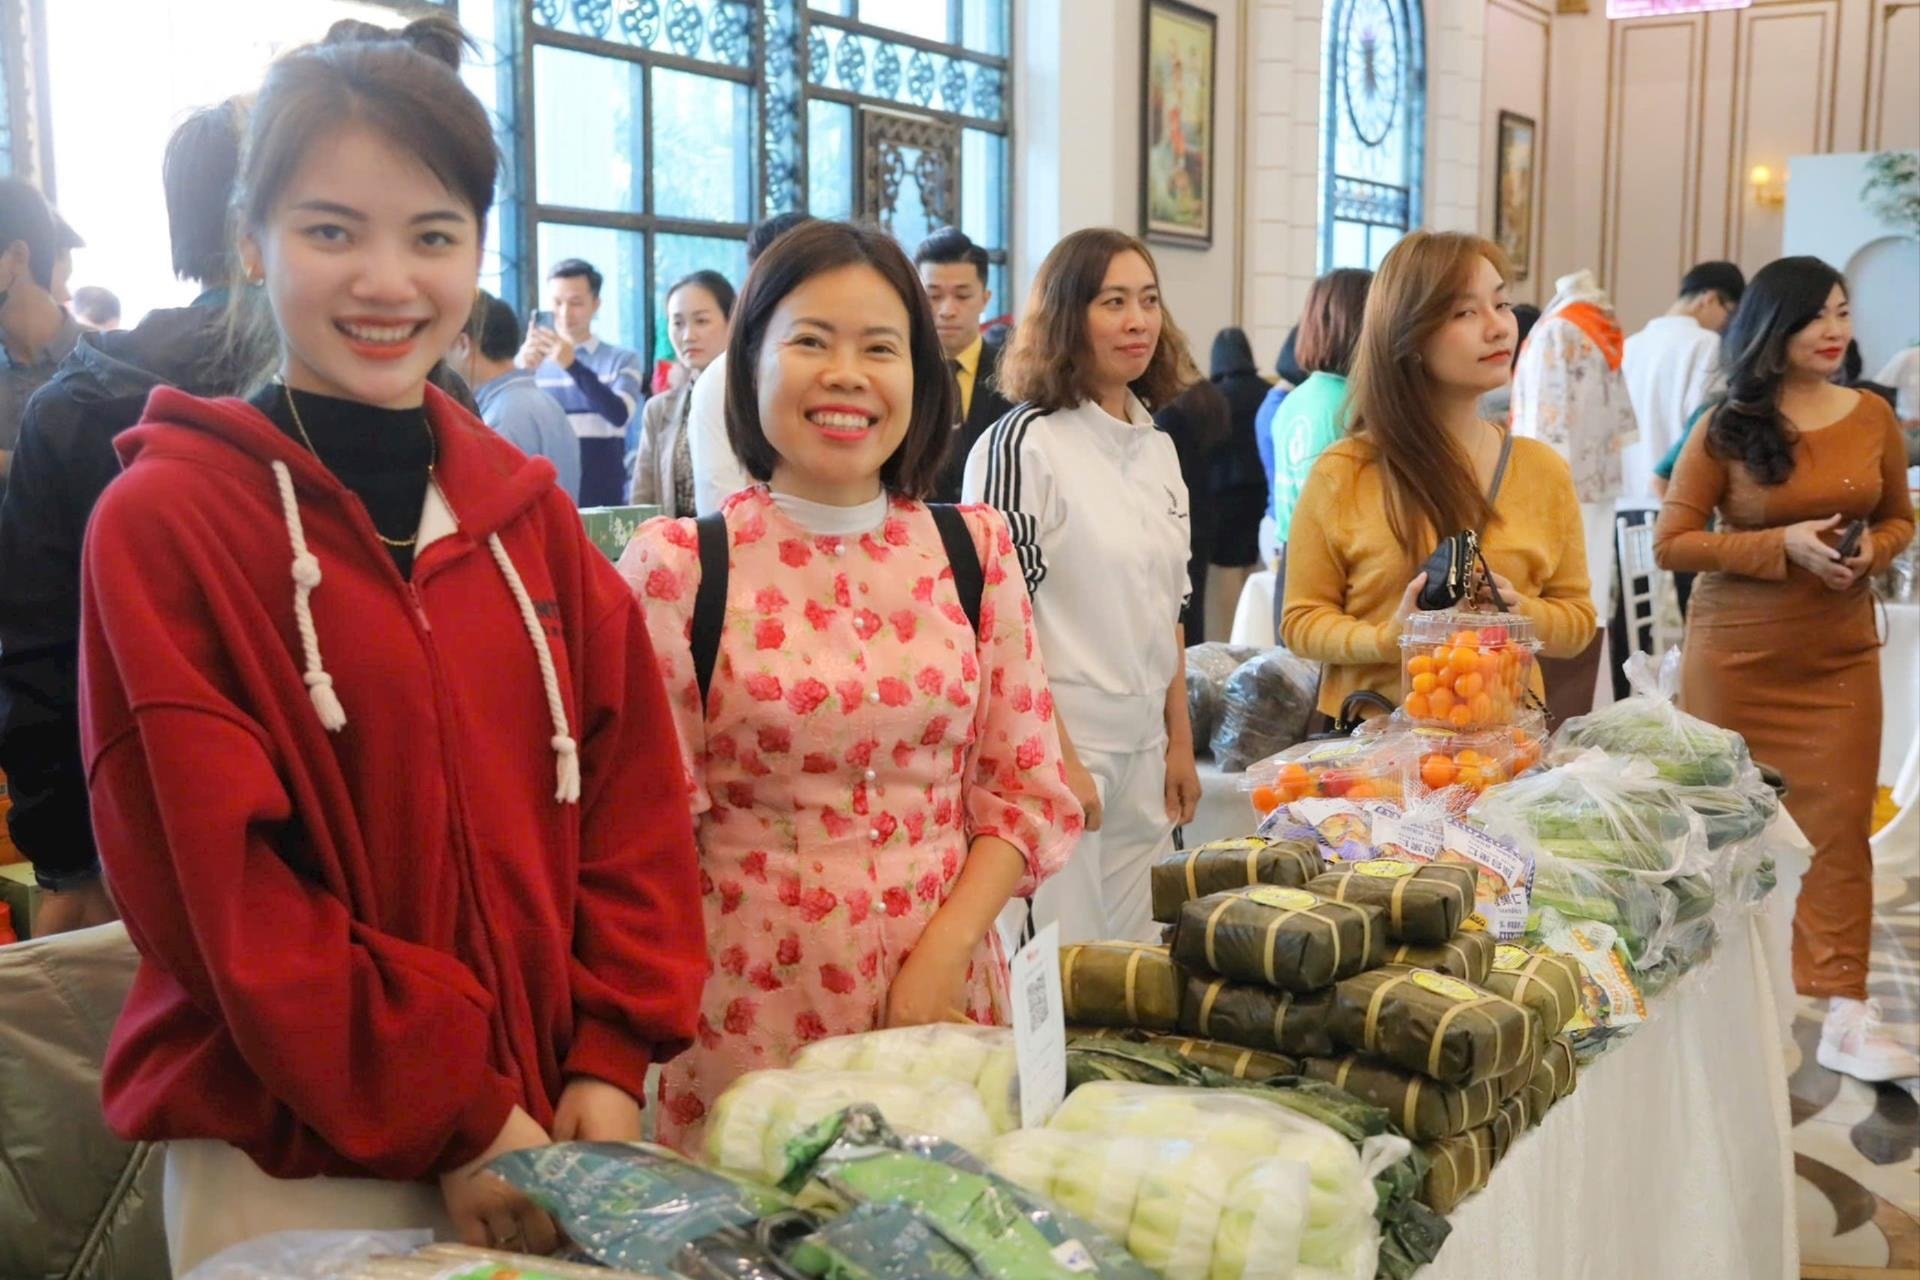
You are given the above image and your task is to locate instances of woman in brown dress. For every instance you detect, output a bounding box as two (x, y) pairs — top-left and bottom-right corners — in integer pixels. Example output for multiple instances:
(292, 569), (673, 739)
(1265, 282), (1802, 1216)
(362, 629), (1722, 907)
(1655, 256), (1915, 1082)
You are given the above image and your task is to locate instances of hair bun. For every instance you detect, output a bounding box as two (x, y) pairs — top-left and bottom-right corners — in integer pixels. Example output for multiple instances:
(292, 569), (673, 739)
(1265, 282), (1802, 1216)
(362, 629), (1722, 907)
(318, 13), (469, 71)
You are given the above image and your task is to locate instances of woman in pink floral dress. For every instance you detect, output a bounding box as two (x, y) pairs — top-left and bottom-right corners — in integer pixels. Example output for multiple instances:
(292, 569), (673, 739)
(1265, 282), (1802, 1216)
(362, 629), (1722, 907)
(619, 222), (1082, 1151)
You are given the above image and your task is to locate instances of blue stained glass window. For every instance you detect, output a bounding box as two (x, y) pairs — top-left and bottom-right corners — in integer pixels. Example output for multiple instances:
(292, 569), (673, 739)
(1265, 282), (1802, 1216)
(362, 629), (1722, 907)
(651, 68), (753, 222)
(533, 46), (645, 213)
(807, 100), (854, 220)
(1321, 0), (1424, 270)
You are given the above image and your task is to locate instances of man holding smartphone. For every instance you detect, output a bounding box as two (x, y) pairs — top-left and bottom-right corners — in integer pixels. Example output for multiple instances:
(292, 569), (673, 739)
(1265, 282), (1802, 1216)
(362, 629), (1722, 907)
(519, 257), (646, 506)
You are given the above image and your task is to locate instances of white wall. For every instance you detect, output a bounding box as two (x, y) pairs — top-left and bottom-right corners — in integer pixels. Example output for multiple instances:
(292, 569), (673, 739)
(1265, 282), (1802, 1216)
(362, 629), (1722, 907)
(1784, 151), (1920, 372)
(1015, 0), (1246, 354)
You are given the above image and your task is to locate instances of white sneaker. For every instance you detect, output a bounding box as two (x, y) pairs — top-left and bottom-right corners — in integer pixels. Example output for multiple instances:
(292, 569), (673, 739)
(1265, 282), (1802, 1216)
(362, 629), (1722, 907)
(1817, 997), (1920, 1082)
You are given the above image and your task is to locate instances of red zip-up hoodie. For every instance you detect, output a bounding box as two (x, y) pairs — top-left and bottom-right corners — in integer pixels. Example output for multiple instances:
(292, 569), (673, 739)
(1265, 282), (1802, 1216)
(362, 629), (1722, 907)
(79, 384), (708, 1181)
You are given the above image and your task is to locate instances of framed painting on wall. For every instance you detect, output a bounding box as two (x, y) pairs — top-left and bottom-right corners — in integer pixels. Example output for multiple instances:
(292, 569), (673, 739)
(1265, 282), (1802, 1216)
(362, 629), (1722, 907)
(1141, 0), (1217, 247)
(1494, 110), (1537, 281)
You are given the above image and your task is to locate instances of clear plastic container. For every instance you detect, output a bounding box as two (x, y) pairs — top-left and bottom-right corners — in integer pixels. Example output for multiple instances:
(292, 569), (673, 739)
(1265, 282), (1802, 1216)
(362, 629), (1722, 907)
(1400, 609), (1540, 731)
(1242, 732), (1414, 813)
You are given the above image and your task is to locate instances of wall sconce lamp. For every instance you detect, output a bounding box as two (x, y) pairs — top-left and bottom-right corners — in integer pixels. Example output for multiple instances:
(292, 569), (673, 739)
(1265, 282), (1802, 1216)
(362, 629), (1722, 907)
(1749, 164), (1786, 209)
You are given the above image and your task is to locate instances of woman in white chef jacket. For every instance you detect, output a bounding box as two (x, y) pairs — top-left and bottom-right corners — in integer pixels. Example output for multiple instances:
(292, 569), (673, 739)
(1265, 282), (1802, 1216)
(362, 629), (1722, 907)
(964, 227), (1203, 944)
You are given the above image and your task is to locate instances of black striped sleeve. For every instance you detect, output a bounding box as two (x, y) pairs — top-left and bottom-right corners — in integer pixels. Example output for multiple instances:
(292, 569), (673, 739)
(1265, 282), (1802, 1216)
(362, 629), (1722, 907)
(972, 404), (1049, 597)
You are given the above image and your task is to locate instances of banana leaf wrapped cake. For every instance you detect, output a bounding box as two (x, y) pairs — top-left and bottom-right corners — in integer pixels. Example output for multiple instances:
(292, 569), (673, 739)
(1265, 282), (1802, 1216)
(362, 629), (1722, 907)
(1522, 1035), (1578, 1126)
(1300, 1050), (1535, 1141)
(1178, 974), (1337, 1058)
(1172, 885), (1386, 992)
(1150, 837), (1324, 924)
(1383, 931), (1496, 984)
(1060, 941), (1185, 1032)
(1416, 1128), (1493, 1214)
(1306, 861), (1478, 945)
(1480, 943), (1584, 1038)
(1329, 966), (1541, 1086)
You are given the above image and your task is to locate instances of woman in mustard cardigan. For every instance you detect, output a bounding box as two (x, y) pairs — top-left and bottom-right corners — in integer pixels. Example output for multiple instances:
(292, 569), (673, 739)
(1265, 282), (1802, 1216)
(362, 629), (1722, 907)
(1281, 231), (1596, 720)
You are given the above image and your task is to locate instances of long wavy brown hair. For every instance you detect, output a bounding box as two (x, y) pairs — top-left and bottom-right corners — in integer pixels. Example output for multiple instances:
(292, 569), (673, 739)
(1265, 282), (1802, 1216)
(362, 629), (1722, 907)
(1346, 230), (1515, 557)
(997, 228), (1200, 413)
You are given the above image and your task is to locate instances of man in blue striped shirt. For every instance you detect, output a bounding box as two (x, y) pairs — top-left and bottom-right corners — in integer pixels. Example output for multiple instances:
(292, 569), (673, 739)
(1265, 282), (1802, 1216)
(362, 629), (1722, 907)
(519, 257), (646, 507)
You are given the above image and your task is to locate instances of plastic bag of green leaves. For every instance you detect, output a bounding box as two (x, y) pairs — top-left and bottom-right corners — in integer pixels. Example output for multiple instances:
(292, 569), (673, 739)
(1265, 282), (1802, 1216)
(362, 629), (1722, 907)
(1554, 650), (1751, 787)
(486, 1142), (805, 1276)
(778, 1105), (1156, 1280)
(1472, 749), (1708, 883)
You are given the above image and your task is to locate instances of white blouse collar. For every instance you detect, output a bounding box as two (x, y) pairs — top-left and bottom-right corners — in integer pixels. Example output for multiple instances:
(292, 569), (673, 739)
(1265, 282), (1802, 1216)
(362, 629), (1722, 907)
(768, 488), (890, 536)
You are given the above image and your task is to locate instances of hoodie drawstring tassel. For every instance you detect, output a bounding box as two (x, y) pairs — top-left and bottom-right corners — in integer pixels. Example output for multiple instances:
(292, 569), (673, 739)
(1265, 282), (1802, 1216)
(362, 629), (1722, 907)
(271, 460), (348, 732)
(488, 533), (581, 804)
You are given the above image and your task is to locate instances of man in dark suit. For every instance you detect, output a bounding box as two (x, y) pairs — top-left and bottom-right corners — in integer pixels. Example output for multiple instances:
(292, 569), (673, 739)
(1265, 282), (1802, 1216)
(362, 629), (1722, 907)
(915, 228), (1014, 502)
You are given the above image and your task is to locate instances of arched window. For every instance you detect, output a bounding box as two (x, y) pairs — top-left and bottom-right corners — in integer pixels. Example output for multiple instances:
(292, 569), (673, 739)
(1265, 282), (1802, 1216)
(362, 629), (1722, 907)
(1320, 0), (1424, 270)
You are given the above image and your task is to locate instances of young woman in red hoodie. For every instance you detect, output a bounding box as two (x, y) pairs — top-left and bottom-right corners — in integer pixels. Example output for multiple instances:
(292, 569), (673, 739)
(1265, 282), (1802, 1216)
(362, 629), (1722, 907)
(77, 17), (706, 1267)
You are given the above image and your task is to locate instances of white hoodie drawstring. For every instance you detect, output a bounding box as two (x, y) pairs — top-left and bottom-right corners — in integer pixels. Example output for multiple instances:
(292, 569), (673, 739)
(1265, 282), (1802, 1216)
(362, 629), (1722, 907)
(487, 532), (582, 805)
(270, 461), (579, 804)
(271, 460), (348, 732)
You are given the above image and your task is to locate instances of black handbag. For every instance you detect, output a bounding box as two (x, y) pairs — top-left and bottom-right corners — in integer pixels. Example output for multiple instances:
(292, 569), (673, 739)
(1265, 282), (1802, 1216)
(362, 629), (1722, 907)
(1417, 433), (1514, 611)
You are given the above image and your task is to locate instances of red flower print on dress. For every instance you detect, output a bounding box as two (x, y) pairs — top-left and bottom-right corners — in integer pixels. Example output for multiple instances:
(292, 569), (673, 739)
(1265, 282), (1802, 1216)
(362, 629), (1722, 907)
(699, 869), (716, 896)
(833, 575), (852, 607)
(755, 618), (786, 651)
(979, 602), (997, 634)
(668, 1090), (709, 1127)
(745, 673), (784, 702)
(892, 741), (915, 770)
(663, 520), (698, 550)
(845, 738), (878, 768)
(757, 726), (792, 755)
(1015, 735), (1046, 771)
(836, 679), (867, 713)
(735, 511), (766, 544)
(820, 963), (857, 995)
(877, 677), (912, 706)
(795, 1011), (830, 1043)
(904, 811), (926, 843)
(1009, 685), (1034, 714)
(916, 871), (942, 902)
(916, 665), (945, 696)
(723, 997), (758, 1035)
(845, 889), (872, 925)
(741, 850), (769, 882)
(912, 576), (935, 604)
(920, 715), (951, 747)
(786, 678), (830, 716)
(940, 603), (969, 627)
(739, 749), (771, 778)
(883, 885), (914, 917)
(804, 599), (836, 631)
(644, 568), (684, 602)
(777, 874), (803, 907)
(1036, 690), (1054, 722)
(696, 1014), (722, 1050)
(946, 682), (973, 708)
(858, 949), (881, 979)
(851, 784), (869, 816)
(776, 934), (803, 966)
(719, 944), (749, 976)
(719, 880), (745, 913)
(753, 585), (788, 615)
(984, 558), (1006, 586)
(728, 782), (761, 811)
(821, 808), (854, 838)
(747, 962), (782, 992)
(941, 849), (960, 880)
(890, 610), (918, 642)
(803, 753), (837, 774)
(852, 609), (883, 641)
(873, 812), (899, 842)
(799, 886), (839, 924)
(934, 797), (955, 828)
(995, 524), (1014, 556)
(859, 534), (891, 561)
(779, 538), (813, 568)
(960, 651), (978, 682)
(883, 517), (911, 546)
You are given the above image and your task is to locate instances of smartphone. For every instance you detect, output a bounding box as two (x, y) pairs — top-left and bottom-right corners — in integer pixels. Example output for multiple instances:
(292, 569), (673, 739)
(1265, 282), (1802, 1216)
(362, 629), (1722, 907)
(532, 309), (555, 332)
(1835, 518), (1868, 560)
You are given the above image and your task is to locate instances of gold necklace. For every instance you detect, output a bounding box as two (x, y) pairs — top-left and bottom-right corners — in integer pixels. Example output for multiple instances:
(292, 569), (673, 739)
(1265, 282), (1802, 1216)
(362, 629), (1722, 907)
(282, 384), (437, 549)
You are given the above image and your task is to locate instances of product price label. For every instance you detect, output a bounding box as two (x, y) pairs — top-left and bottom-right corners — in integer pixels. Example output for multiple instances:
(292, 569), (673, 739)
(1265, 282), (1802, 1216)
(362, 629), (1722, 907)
(1011, 922), (1066, 1128)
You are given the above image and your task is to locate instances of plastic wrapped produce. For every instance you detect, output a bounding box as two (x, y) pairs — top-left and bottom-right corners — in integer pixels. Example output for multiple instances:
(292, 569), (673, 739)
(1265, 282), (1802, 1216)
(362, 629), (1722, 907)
(1180, 974), (1337, 1058)
(1242, 735), (1411, 815)
(1061, 941), (1186, 1031)
(1478, 943), (1583, 1038)
(1306, 861), (1477, 945)
(1328, 967), (1541, 1087)
(1383, 932), (1495, 984)
(1188, 644), (1264, 748)
(1211, 1159), (1312, 1280)
(1212, 649), (1322, 772)
(1152, 838), (1325, 924)
(1555, 650), (1750, 786)
(780, 1106), (1155, 1280)
(1526, 847), (1676, 970)
(1398, 611), (1540, 731)
(1472, 750), (1708, 883)
(1171, 887), (1386, 993)
(704, 1070), (996, 1184)
(1299, 1052), (1535, 1142)
(790, 1025), (1018, 1133)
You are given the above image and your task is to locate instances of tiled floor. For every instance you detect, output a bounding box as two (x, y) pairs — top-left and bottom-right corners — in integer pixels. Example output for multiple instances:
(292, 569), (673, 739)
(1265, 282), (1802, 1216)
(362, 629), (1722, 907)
(1791, 869), (1920, 1279)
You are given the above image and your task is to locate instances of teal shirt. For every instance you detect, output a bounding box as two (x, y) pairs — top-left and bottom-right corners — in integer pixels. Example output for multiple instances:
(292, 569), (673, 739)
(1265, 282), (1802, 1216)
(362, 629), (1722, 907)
(1270, 371), (1350, 537)
(1654, 401), (1715, 481)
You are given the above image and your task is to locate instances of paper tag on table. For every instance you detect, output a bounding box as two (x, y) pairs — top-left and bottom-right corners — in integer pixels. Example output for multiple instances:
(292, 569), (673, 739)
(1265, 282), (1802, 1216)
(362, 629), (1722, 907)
(1011, 921), (1067, 1129)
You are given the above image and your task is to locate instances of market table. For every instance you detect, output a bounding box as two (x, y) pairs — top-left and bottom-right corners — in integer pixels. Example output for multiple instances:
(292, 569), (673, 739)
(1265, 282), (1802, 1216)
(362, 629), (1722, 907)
(1186, 757), (1806, 1280)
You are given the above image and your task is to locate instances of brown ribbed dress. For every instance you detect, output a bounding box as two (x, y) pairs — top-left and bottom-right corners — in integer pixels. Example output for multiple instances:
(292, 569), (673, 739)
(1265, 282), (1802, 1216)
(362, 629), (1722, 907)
(1654, 391), (1913, 999)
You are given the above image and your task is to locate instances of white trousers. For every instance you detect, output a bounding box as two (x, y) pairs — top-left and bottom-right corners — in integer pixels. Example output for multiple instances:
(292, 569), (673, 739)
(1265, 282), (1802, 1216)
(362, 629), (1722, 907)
(1024, 740), (1175, 946)
(164, 1140), (453, 1277)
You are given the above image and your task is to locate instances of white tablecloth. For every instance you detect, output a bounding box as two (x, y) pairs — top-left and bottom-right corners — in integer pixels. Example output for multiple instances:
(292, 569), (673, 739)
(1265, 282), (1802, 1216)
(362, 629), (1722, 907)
(1185, 762), (1804, 1280)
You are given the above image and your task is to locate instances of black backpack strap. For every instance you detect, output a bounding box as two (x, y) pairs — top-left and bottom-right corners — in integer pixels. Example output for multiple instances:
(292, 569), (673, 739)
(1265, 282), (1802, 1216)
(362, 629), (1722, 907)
(928, 503), (984, 636)
(691, 512), (729, 706)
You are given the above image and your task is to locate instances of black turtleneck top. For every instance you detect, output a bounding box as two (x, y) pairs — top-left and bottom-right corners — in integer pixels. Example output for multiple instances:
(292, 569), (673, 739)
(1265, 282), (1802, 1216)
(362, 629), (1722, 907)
(252, 385), (435, 577)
